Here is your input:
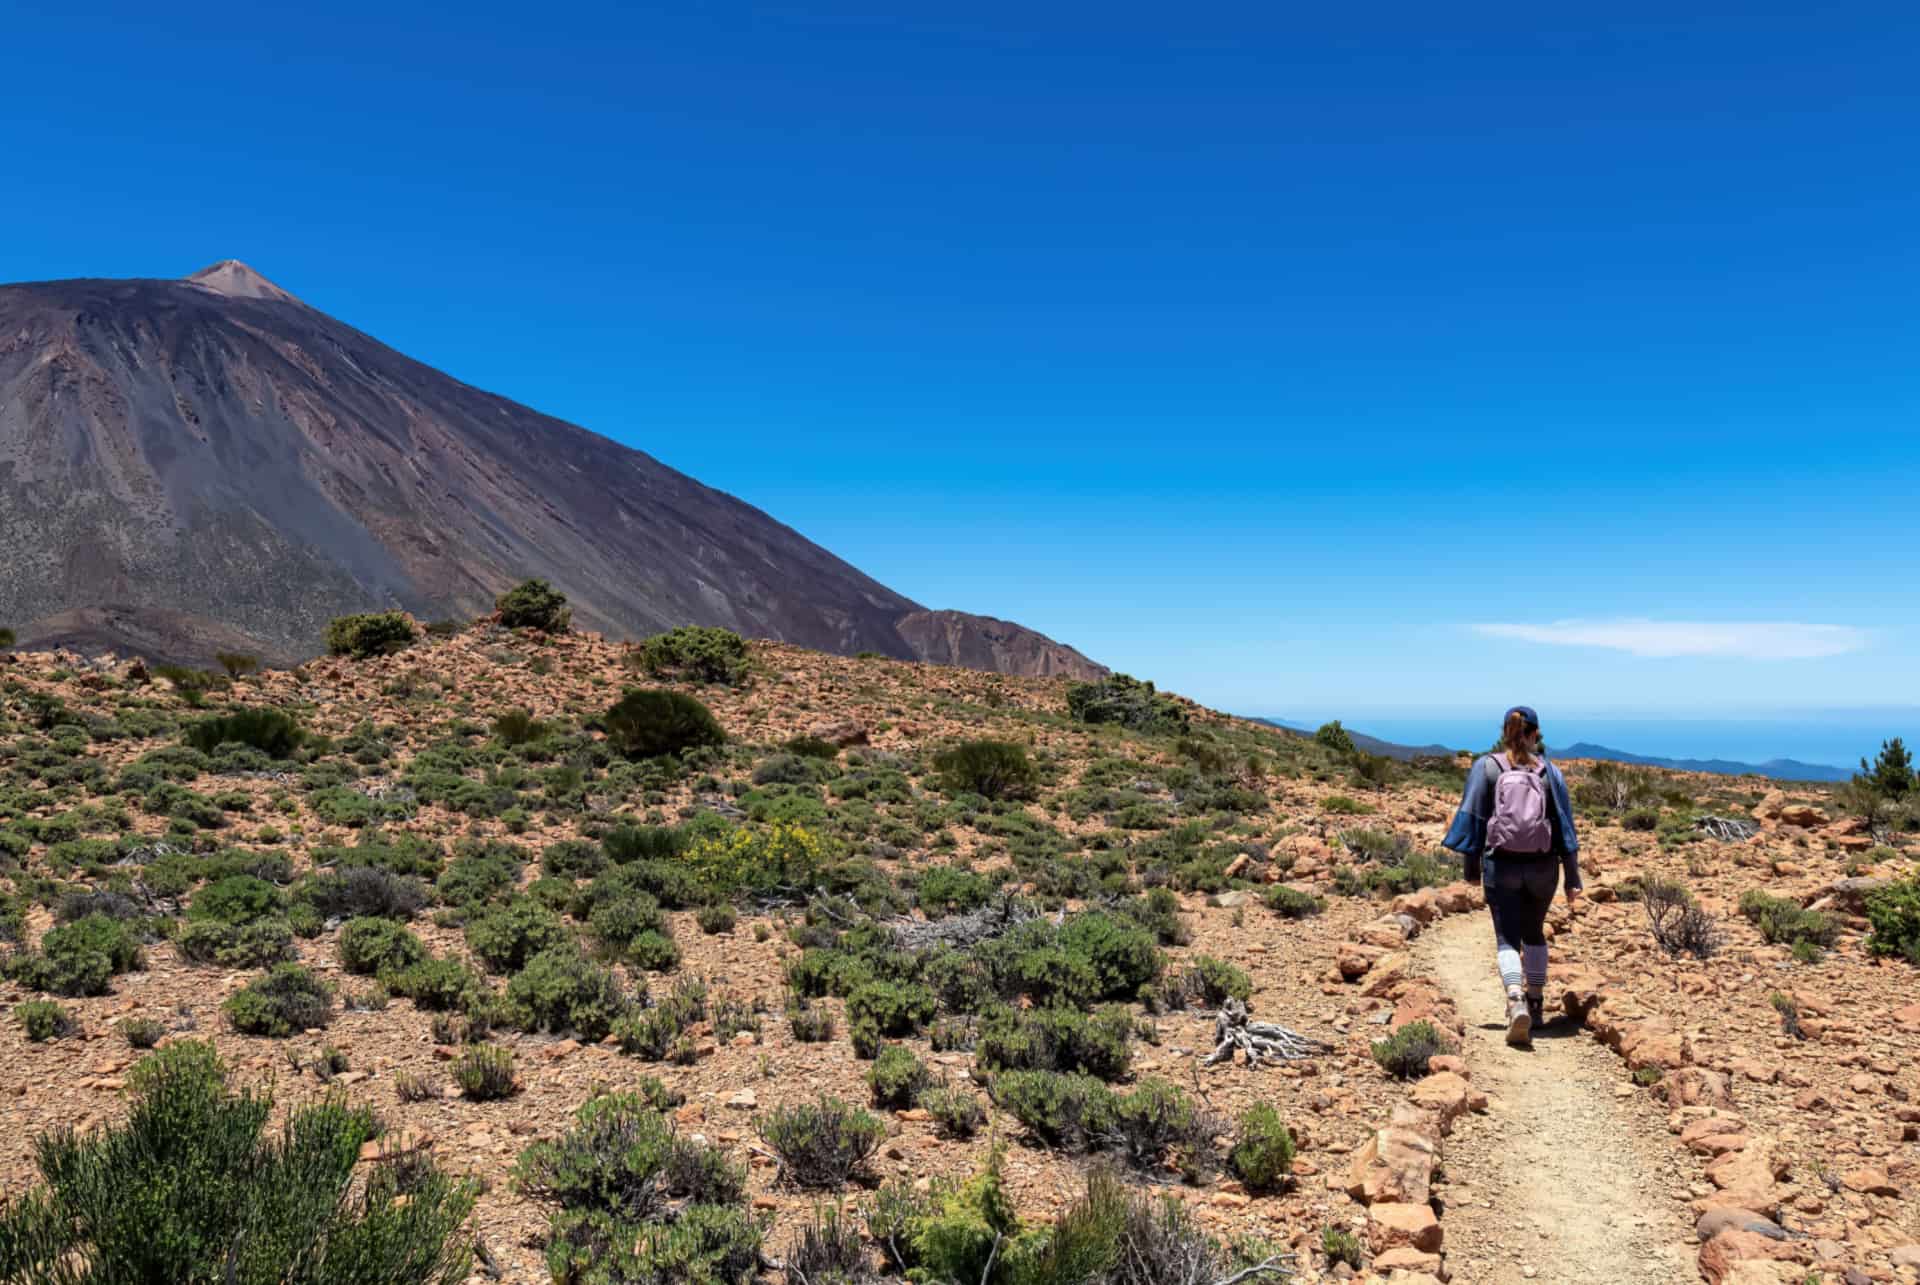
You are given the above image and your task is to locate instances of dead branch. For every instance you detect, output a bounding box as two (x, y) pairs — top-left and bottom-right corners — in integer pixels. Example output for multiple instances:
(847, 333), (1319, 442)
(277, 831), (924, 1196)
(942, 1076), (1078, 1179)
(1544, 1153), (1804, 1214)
(1200, 998), (1331, 1068)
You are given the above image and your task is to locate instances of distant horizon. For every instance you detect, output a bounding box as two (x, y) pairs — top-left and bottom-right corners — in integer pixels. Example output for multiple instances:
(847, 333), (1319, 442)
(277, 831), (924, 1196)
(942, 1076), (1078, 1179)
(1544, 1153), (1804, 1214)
(1242, 709), (1915, 774)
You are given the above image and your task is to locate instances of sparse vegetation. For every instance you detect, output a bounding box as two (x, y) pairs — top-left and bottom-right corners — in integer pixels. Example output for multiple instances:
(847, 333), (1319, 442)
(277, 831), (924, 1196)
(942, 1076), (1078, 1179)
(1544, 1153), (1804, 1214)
(1371, 1020), (1450, 1080)
(495, 578), (572, 632)
(0, 1040), (474, 1281)
(324, 610), (417, 659)
(634, 625), (750, 684)
(603, 688), (726, 759)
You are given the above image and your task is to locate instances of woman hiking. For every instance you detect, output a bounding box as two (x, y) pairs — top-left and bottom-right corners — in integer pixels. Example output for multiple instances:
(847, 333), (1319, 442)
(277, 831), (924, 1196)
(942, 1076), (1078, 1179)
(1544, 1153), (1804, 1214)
(1442, 706), (1582, 1046)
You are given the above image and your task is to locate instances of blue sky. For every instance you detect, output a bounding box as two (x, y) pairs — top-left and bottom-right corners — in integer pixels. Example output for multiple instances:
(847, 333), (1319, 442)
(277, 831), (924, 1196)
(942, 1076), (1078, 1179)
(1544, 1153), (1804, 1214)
(5, 2), (1917, 735)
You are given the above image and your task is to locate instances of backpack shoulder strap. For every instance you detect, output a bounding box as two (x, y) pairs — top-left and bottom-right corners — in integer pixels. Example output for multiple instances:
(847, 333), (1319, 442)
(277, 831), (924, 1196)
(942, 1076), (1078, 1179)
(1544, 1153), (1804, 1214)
(1491, 753), (1509, 773)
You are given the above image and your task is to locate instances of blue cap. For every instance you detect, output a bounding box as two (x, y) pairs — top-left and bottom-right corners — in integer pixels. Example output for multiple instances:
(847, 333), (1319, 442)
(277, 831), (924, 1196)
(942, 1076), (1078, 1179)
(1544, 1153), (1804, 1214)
(1506, 705), (1540, 730)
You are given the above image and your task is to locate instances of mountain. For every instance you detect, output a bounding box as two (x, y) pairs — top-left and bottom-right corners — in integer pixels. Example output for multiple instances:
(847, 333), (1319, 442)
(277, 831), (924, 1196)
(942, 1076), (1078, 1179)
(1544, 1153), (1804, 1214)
(0, 262), (1104, 678)
(1252, 719), (1456, 761)
(1550, 742), (1851, 784)
(1252, 718), (1850, 783)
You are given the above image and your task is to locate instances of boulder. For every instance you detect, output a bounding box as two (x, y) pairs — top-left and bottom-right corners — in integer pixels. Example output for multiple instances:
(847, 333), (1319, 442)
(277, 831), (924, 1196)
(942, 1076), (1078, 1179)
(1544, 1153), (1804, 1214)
(1368, 1202), (1442, 1254)
(1336, 942), (1387, 981)
(806, 719), (869, 747)
(1345, 1123), (1437, 1205)
(1407, 1071), (1484, 1135)
(1698, 1229), (1809, 1285)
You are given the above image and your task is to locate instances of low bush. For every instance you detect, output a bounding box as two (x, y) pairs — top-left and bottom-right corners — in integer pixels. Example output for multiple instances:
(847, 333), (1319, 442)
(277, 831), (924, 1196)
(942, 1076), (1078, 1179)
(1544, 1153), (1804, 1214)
(177, 917), (296, 968)
(976, 1004), (1134, 1080)
(758, 1097), (885, 1189)
(1866, 877), (1920, 963)
(1739, 890), (1839, 949)
(1371, 1020), (1450, 1080)
(1622, 807), (1660, 832)
(505, 948), (629, 1041)
(495, 578), (571, 632)
(921, 1084), (987, 1140)
(184, 707), (304, 758)
(190, 874), (284, 924)
(0, 1040), (473, 1282)
(787, 1000), (836, 1043)
(696, 903), (736, 935)
(455, 1044), (518, 1100)
(1228, 1104), (1296, 1192)
(603, 688), (727, 760)
(465, 900), (571, 973)
(338, 917), (428, 976)
(324, 611), (417, 659)
(1264, 885), (1324, 918)
(17, 1000), (75, 1041)
(225, 964), (334, 1036)
(1644, 876), (1721, 959)
(1064, 674), (1189, 734)
(933, 739), (1037, 801)
(633, 625), (749, 685)
(866, 1045), (930, 1108)
(121, 1016), (166, 1048)
(294, 866), (429, 921)
(846, 980), (937, 1041)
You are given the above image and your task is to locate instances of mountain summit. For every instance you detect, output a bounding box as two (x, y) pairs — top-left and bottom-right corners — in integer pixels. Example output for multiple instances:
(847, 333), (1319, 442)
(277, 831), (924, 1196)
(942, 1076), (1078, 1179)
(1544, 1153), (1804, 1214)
(0, 265), (1103, 677)
(183, 259), (304, 305)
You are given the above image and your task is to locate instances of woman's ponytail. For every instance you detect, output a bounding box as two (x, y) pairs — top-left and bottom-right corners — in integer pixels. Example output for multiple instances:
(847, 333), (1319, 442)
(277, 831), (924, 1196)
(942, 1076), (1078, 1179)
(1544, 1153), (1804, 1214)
(1502, 710), (1538, 766)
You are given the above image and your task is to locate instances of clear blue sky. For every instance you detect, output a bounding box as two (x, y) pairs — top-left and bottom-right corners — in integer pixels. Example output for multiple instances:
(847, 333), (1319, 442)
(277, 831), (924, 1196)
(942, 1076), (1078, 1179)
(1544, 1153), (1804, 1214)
(6, 2), (1917, 729)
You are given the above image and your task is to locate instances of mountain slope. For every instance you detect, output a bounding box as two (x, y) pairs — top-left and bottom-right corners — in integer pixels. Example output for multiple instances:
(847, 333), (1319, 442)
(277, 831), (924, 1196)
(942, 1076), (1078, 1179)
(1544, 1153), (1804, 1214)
(0, 262), (1101, 677)
(1552, 742), (1850, 784)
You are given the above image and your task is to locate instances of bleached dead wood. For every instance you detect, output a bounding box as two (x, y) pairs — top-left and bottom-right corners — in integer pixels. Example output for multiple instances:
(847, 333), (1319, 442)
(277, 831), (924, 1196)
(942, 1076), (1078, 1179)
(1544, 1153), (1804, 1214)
(1201, 998), (1331, 1068)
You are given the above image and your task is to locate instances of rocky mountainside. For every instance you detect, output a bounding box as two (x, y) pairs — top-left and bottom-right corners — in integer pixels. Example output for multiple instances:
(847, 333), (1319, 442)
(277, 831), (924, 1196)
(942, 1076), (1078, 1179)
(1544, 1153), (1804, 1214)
(0, 262), (1103, 678)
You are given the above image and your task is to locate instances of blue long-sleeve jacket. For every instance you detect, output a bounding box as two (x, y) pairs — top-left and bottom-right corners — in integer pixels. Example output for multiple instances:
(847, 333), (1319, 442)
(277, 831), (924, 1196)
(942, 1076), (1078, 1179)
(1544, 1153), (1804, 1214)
(1441, 754), (1582, 891)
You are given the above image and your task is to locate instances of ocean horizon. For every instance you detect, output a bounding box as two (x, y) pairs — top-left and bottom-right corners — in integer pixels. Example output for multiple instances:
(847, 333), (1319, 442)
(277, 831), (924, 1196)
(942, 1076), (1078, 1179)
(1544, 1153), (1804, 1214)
(1256, 711), (1919, 774)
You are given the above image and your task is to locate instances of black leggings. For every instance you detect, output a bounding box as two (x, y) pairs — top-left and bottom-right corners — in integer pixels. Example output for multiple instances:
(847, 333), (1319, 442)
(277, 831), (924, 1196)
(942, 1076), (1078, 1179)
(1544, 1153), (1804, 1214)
(1485, 855), (1559, 991)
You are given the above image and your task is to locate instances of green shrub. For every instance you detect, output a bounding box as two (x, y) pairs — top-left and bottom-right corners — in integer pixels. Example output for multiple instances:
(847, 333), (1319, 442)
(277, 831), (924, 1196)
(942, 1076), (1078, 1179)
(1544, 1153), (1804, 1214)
(17, 1000), (75, 1041)
(1738, 890), (1840, 949)
(1322, 1225), (1364, 1269)
(1264, 885), (1324, 918)
(190, 874), (284, 924)
(696, 903), (737, 935)
(933, 739), (1037, 801)
(455, 1044), (518, 1100)
(0, 626), (14, 649)
(1228, 1104), (1296, 1192)
(990, 1070), (1116, 1149)
(491, 708), (549, 746)
(787, 1000), (836, 1044)
(1314, 721), (1356, 754)
(976, 1005), (1134, 1080)
(634, 626), (749, 684)
(1319, 794), (1372, 815)
(184, 708), (303, 758)
(866, 1045), (930, 1108)
(846, 980), (936, 1039)
(225, 964), (334, 1037)
(465, 900), (570, 973)
(1622, 807), (1660, 832)
(294, 867), (428, 921)
(177, 917), (295, 968)
(603, 688), (727, 759)
(758, 1097), (884, 1189)
(121, 1016), (166, 1048)
(1371, 1020), (1450, 1080)
(921, 1085), (987, 1140)
(542, 839), (606, 879)
(1057, 911), (1163, 1000)
(495, 578), (571, 632)
(0, 1040), (473, 1282)
(1064, 674), (1188, 734)
(505, 948), (628, 1040)
(1865, 877), (1920, 963)
(387, 957), (484, 1012)
(324, 611), (417, 659)
(899, 1147), (1020, 1285)
(338, 918), (427, 976)
(5, 915), (141, 996)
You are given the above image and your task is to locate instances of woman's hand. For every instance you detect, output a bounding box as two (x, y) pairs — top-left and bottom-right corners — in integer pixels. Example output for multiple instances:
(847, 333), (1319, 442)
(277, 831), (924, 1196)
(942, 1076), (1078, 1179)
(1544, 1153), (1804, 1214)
(1565, 888), (1583, 914)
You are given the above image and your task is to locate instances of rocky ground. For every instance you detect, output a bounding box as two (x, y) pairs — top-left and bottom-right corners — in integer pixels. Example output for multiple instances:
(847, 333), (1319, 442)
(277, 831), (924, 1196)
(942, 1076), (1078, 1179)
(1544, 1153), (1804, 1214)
(0, 622), (1914, 1283)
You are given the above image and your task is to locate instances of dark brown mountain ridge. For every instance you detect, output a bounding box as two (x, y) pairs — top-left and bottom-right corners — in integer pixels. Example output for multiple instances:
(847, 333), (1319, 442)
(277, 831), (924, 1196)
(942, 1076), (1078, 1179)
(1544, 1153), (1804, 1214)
(0, 261), (1103, 677)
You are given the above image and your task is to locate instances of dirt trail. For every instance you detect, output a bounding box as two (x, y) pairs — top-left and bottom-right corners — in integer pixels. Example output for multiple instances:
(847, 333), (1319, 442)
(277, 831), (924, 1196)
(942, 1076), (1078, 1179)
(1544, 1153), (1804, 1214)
(1421, 913), (1694, 1285)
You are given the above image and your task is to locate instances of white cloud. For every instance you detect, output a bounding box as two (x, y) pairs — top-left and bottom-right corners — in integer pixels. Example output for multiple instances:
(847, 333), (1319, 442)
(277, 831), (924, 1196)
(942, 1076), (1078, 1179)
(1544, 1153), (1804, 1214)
(1471, 618), (1870, 661)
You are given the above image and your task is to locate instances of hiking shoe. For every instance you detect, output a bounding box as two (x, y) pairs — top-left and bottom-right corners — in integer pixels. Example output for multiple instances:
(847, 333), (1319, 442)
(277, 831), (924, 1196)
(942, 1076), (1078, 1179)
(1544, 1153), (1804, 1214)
(1505, 992), (1532, 1046)
(1526, 992), (1546, 1030)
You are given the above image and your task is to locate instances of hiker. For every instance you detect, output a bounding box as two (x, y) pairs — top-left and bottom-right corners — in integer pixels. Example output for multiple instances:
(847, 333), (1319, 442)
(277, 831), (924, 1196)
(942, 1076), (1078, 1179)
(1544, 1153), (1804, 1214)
(1442, 705), (1582, 1046)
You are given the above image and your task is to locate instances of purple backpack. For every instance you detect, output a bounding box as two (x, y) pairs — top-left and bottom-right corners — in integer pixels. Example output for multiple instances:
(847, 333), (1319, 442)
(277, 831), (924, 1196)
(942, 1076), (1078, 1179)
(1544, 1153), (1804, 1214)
(1485, 753), (1552, 854)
